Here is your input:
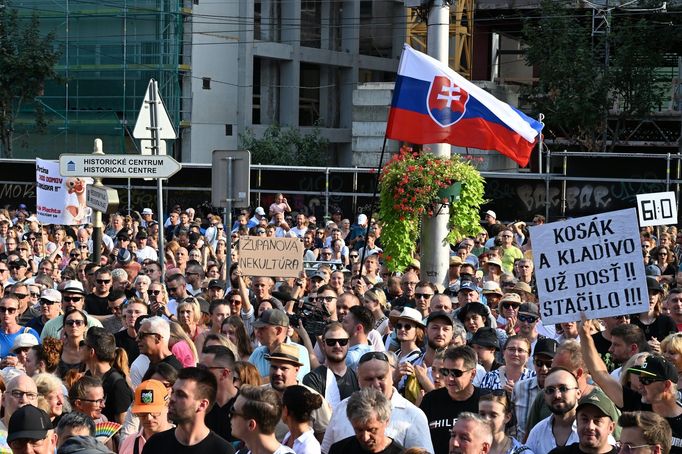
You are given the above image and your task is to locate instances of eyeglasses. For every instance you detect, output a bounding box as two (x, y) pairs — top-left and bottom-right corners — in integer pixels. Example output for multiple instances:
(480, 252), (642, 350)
(30, 292), (40, 298)
(137, 332), (158, 340)
(65, 319), (85, 327)
(359, 351), (389, 364)
(518, 315), (538, 323)
(414, 293), (433, 300)
(315, 296), (336, 303)
(229, 298), (242, 305)
(324, 338), (349, 347)
(639, 376), (665, 386)
(78, 397), (106, 406)
(63, 296), (83, 303)
(534, 358), (553, 369)
(439, 367), (471, 378)
(147, 290), (162, 296)
(229, 407), (247, 419)
(0, 306), (18, 314)
(505, 347), (529, 354)
(134, 411), (162, 418)
(349, 254), (358, 258)
(502, 303), (520, 310)
(256, 229), (266, 234)
(10, 390), (38, 400)
(396, 323), (414, 331)
(479, 388), (507, 397)
(543, 385), (579, 395)
(12, 293), (28, 299)
(39, 299), (57, 306)
(64, 241), (74, 245)
(8, 264), (23, 270)
(616, 443), (655, 453)
(0, 269), (7, 273)
(96, 279), (111, 284)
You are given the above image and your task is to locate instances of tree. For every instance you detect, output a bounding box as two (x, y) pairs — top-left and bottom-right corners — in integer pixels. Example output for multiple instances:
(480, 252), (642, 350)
(239, 124), (329, 166)
(0, 6), (60, 158)
(522, 0), (673, 151)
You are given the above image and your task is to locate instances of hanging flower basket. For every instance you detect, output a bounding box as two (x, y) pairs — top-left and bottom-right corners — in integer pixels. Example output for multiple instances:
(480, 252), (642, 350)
(378, 146), (486, 271)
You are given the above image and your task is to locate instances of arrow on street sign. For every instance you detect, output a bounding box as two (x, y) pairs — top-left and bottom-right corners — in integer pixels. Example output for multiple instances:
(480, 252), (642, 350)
(59, 154), (182, 179)
(133, 80), (177, 140)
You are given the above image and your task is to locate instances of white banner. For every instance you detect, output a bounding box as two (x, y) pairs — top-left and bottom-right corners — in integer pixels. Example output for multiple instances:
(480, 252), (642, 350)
(36, 158), (92, 225)
(529, 208), (648, 324)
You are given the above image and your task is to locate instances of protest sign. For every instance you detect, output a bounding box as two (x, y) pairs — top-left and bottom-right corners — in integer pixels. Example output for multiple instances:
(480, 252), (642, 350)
(529, 208), (648, 324)
(238, 236), (303, 278)
(36, 158), (92, 225)
(636, 191), (677, 227)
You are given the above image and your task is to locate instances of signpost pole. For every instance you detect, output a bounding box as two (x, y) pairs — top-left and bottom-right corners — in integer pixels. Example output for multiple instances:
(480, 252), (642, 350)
(150, 79), (166, 281)
(92, 139), (104, 265)
(225, 157), (234, 276)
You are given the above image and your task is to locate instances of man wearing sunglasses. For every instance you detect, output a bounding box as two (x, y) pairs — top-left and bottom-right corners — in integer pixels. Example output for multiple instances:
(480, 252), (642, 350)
(303, 322), (360, 407)
(84, 267), (113, 318)
(25, 288), (62, 336)
(41, 280), (103, 341)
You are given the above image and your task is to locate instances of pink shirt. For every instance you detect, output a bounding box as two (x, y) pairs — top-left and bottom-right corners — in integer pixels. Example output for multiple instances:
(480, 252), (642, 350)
(171, 340), (196, 367)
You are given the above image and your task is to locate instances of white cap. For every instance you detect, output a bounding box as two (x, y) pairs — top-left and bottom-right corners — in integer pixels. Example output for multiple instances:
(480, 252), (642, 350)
(358, 214), (368, 225)
(255, 207), (266, 216)
(11, 333), (38, 353)
(142, 208), (153, 215)
(485, 210), (497, 219)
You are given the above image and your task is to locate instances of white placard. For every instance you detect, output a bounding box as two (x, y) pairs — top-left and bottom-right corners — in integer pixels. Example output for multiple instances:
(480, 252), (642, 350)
(529, 208), (648, 324)
(36, 158), (93, 225)
(636, 191), (677, 227)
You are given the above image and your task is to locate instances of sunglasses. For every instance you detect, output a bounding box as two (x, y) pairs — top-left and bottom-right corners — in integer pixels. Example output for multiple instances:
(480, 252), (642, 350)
(396, 323), (414, 331)
(359, 351), (389, 364)
(147, 290), (162, 296)
(502, 303), (520, 310)
(543, 385), (579, 395)
(414, 293), (433, 300)
(256, 230), (266, 234)
(39, 299), (57, 306)
(534, 358), (553, 369)
(96, 279), (111, 284)
(63, 296), (82, 303)
(12, 293), (28, 299)
(0, 306), (17, 314)
(65, 319), (85, 327)
(638, 376), (665, 386)
(314, 296), (336, 303)
(229, 299), (242, 305)
(324, 338), (349, 347)
(439, 367), (470, 377)
(518, 314), (538, 323)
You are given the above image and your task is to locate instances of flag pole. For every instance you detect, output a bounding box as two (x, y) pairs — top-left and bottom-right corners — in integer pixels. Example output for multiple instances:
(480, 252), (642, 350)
(538, 113), (545, 173)
(356, 135), (388, 280)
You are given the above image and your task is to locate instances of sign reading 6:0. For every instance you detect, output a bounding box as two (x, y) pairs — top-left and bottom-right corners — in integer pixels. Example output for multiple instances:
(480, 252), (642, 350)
(636, 191), (677, 227)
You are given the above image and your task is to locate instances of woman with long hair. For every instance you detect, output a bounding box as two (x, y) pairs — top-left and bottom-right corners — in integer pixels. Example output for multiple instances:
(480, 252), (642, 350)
(233, 361), (263, 389)
(631, 277), (676, 353)
(480, 335), (535, 393)
(34, 373), (67, 424)
(168, 321), (198, 368)
(478, 391), (531, 454)
(58, 308), (88, 378)
(363, 289), (389, 336)
(221, 316), (253, 361)
(282, 385), (323, 453)
(176, 297), (206, 341)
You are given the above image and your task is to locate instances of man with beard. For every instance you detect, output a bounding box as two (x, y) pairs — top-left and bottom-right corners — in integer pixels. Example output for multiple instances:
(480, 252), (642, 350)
(606, 324), (647, 379)
(512, 338), (558, 441)
(549, 393), (619, 454)
(419, 346), (480, 454)
(526, 367), (582, 454)
(142, 367), (235, 454)
(410, 311), (453, 392)
(304, 322), (359, 406)
(266, 344), (331, 440)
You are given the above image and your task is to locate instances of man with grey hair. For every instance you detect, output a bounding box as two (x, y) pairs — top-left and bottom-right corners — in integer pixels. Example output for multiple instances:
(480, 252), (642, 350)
(130, 316), (182, 386)
(449, 412), (493, 454)
(321, 351), (434, 453)
(328, 387), (402, 454)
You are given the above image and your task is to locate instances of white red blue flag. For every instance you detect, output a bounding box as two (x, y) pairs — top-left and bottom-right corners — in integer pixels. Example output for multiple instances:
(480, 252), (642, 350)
(386, 44), (543, 167)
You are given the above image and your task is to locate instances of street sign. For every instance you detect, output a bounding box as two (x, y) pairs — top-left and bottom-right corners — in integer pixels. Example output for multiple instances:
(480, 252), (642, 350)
(86, 185), (120, 214)
(636, 191), (677, 227)
(59, 154), (182, 179)
(133, 80), (177, 140)
(212, 150), (251, 208)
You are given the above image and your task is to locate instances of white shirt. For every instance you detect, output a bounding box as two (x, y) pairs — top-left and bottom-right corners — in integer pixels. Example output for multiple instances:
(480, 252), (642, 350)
(135, 245), (158, 263)
(282, 428), (320, 454)
(130, 354), (151, 389)
(526, 415), (616, 454)
(320, 387), (434, 454)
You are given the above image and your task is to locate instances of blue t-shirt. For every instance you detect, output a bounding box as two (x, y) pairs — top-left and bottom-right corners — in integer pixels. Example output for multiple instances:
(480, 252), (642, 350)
(0, 327), (40, 358)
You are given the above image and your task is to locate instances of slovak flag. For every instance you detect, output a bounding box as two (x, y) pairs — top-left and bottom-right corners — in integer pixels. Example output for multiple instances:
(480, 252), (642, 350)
(386, 44), (543, 167)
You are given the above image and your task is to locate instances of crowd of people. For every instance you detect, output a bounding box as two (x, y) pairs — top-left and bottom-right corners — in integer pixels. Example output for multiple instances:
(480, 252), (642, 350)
(0, 200), (678, 454)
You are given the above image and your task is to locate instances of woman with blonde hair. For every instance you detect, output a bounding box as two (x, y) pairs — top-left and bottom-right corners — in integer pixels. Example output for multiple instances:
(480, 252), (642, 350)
(176, 297), (206, 341)
(363, 289), (389, 335)
(163, 240), (180, 269)
(661, 332), (682, 384)
(168, 321), (198, 368)
(34, 373), (66, 424)
(221, 316), (253, 361)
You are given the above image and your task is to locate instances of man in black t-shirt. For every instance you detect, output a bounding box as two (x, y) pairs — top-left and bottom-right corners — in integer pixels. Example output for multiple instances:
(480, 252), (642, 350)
(201, 345), (238, 442)
(84, 267), (113, 317)
(419, 345), (480, 454)
(114, 300), (148, 365)
(142, 367), (235, 454)
(549, 393), (619, 454)
(329, 388), (403, 454)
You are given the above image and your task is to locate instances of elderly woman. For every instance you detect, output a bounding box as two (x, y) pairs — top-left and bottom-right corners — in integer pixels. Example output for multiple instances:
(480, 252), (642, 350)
(34, 372), (66, 424)
(133, 274), (151, 304)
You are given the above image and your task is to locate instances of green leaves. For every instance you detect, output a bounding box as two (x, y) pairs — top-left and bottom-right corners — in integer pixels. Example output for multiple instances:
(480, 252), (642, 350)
(378, 147), (485, 271)
(239, 124), (329, 166)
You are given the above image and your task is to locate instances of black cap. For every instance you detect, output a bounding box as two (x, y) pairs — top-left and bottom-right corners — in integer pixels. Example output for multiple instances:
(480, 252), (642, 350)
(11, 258), (28, 268)
(136, 230), (148, 239)
(469, 327), (500, 350)
(208, 279), (225, 289)
(533, 338), (558, 358)
(426, 310), (454, 327)
(628, 355), (678, 382)
(647, 276), (663, 294)
(7, 405), (52, 443)
(116, 232), (130, 242)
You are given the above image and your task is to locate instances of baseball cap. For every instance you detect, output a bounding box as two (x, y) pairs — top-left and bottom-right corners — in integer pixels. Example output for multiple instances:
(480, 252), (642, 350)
(358, 214), (368, 225)
(310, 270), (327, 281)
(533, 338), (558, 358)
(576, 392), (619, 421)
(449, 256), (463, 266)
(519, 302), (540, 318)
(252, 309), (290, 328)
(7, 405), (52, 443)
(628, 355), (678, 382)
(426, 310), (454, 327)
(647, 276), (663, 294)
(116, 232), (130, 242)
(481, 281), (503, 296)
(117, 249), (131, 264)
(142, 208), (153, 216)
(265, 343), (304, 367)
(41, 288), (62, 304)
(255, 207), (266, 216)
(136, 230), (148, 240)
(132, 380), (170, 414)
(11, 333), (38, 353)
(458, 281), (479, 294)
(208, 279), (225, 289)
(645, 264), (662, 277)
(485, 210), (496, 219)
(60, 280), (86, 295)
(469, 327), (500, 350)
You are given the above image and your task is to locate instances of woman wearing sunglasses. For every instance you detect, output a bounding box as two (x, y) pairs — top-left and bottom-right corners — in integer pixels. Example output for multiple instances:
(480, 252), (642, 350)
(58, 307), (88, 378)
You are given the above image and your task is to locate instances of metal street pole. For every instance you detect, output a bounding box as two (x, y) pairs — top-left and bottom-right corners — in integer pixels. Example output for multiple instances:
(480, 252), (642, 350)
(421, 0), (451, 286)
(92, 139), (104, 265)
(150, 79), (166, 281)
(225, 157), (234, 275)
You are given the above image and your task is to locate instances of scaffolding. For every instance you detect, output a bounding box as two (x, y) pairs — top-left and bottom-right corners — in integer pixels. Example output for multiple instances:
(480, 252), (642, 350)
(11, 0), (188, 157)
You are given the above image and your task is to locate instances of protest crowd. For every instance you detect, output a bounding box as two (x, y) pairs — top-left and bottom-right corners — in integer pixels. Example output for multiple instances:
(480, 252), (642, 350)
(0, 200), (679, 454)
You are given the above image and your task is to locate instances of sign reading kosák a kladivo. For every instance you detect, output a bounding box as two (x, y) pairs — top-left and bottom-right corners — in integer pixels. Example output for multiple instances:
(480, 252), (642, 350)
(529, 208), (648, 325)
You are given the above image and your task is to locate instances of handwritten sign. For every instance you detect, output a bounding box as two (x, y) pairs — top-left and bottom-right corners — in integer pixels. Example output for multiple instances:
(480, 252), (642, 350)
(636, 191), (677, 227)
(36, 158), (93, 225)
(529, 208), (648, 324)
(238, 236), (303, 278)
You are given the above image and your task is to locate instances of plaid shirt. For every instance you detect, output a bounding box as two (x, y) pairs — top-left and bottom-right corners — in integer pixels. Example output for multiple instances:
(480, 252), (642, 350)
(511, 376), (540, 441)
